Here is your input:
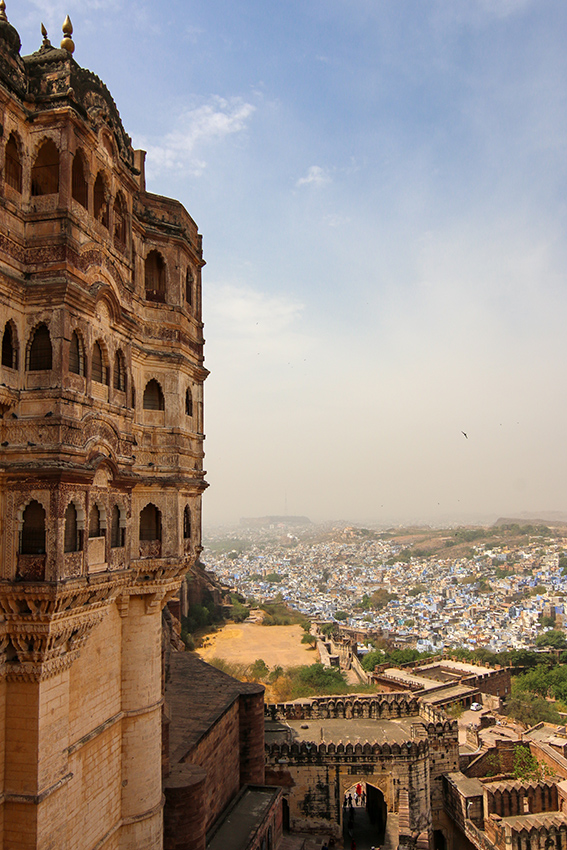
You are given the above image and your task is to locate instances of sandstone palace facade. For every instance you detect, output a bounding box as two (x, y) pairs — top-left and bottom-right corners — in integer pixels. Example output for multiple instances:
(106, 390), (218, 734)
(0, 7), (207, 848)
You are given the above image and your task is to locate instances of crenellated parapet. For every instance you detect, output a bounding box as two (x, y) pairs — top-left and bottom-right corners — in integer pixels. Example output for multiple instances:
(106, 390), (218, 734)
(265, 693), (422, 721)
(266, 738), (429, 760)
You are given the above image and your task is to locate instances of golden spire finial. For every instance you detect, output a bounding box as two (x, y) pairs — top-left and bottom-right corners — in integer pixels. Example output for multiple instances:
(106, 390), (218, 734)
(60, 14), (74, 53)
(0, 2), (8, 23)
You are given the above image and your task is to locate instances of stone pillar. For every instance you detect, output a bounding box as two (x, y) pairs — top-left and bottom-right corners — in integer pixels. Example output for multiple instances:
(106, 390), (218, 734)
(239, 685), (265, 786)
(119, 596), (164, 850)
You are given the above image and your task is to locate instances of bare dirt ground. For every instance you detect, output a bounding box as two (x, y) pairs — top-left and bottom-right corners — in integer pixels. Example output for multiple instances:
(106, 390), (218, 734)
(196, 622), (317, 669)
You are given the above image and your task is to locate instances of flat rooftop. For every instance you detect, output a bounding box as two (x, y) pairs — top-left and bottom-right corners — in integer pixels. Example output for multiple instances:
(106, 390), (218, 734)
(207, 786), (280, 850)
(266, 715), (423, 746)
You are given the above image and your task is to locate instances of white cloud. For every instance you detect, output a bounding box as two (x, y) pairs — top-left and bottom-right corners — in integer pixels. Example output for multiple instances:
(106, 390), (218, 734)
(295, 165), (332, 188)
(140, 96), (256, 179)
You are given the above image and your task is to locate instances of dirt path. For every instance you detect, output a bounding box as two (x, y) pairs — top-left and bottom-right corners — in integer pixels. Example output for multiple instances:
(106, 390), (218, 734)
(197, 622), (317, 669)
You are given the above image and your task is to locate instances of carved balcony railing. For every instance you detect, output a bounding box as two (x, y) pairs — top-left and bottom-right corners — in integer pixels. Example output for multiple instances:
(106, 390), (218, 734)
(17, 554), (46, 581)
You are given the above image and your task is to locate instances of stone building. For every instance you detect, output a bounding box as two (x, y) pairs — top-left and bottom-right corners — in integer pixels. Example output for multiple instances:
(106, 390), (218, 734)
(0, 7), (206, 848)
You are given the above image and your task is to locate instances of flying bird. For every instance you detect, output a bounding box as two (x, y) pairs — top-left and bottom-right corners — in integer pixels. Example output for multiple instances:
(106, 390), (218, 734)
(461, 431), (468, 439)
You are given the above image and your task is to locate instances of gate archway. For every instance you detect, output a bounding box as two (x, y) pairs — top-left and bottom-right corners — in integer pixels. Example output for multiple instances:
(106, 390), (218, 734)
(342, 781), (386, 847)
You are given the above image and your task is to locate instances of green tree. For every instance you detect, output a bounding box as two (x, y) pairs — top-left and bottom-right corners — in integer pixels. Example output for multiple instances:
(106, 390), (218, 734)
(250, 658), (270, 681)
(536, 629), (567, 649)
(335, 610), (348, 620)
(361, 649), (386, 671)
(301, 633), (317, 648)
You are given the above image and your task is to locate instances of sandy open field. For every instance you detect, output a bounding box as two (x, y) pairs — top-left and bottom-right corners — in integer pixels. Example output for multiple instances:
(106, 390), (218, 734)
(196, 622), (317, 669)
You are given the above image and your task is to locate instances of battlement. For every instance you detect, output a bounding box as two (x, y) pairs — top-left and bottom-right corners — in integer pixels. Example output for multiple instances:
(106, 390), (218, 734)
(265, 738), (429, 759)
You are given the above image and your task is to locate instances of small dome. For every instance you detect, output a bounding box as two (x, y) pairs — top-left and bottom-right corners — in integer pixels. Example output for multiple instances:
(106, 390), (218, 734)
(0, 2), (21, 56)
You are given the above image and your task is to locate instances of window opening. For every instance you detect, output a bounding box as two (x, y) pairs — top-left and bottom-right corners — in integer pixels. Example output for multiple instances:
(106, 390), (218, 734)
(28, 325), (52, 371)
(185, 387), (193, 417)
(72, 151), (88, 209)
(5, 133), (22, 193)
(145, 250), (166, 303)
(21, 500), (46, 554)
(88, 504), (101, 538)
(92, 341), (108, 385)
(183, 505), (191, 540)
(143, 379), (164, 411)
(64, 502), (81, 552)
(114, 193), (127, 251)
(140, 504), (161, 541)
(69, 331), (85, 376)
(93, 172), (109, 227)
(1, 322), (16, 369)
(31, 140), (59, 196)
(111, 505), (125, 548)
(114, 350), (126, 391)
(185, 268), (193, 305)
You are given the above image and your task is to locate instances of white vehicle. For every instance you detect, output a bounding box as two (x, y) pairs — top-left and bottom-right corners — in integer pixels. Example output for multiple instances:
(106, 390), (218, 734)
(471, 702), (482, 711)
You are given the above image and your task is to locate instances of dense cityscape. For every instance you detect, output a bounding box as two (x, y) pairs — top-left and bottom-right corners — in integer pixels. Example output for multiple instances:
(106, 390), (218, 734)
(203, 519), (567, 653)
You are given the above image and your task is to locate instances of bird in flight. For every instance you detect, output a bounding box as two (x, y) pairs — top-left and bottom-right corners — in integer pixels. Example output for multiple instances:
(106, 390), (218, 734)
(461, 431), (468, 439)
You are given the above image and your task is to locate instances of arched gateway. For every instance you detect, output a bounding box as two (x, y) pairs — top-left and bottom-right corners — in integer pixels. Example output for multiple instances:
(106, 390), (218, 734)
(265, 694), (459, 842)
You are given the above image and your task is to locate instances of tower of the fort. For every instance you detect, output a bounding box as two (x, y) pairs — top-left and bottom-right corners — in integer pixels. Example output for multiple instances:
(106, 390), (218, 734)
(0, 8), (206, 848)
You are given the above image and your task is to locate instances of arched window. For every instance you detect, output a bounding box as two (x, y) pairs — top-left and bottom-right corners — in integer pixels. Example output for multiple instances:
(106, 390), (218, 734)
(31, 139), (59, 196)
(88, 504), (101, 538)
(145, 250), (166, 303)
(183, 505), (191, 540)
(69, 331), (85, 376)
(143, 379), (164, 411)
(111, 505), (125, 548)
(113, 192), (127, 251)
(20, 500), (46, 554)
(93, 172), (109, 227)
(5, 133), (22, 193)
(64, 502), (82, 553)
(139, 503), (161, 541)
(114, 349), (126, 391)
(72, 150), (88, 209)
(92, 341), (108, 385)
(1, 321), (17, 369)
(28, 324), (52, 371)
(185, 387), (193, 417)
(185, 268), (193, 305)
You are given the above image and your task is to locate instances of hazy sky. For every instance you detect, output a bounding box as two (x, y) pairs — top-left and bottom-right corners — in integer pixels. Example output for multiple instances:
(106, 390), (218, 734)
(12, 1), (567, 527)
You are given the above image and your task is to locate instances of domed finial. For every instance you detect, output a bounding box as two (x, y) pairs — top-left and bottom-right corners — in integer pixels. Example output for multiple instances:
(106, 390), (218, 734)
(60, 14), (74, 53)
(0, 2), (8, 23)
(40, 22), (51, 47)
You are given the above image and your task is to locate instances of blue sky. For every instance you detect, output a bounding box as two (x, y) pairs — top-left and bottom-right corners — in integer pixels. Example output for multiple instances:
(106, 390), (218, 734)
(12, 1), (567, 526)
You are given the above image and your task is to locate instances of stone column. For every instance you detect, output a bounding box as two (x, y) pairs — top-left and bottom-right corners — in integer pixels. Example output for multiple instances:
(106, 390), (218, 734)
(239, 684), (265, 786)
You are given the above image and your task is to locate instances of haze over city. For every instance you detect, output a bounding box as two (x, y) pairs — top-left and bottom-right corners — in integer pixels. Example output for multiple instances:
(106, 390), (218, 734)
(16, 0), (567, 526)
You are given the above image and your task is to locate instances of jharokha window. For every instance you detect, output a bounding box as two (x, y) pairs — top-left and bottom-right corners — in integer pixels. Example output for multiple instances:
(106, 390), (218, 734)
(1, 321), (17, 369)
(145, 250), (166, 303)
(5, 133), (22, 193)
(27, 324), (52, 371)
(183, 505), (191, 540)
(20, 500), (46, 555)
(69, 331), (85, 376)
(92, 341), (108, 385)
(111, 505), (125, 548)
(114, 349), (126, 391)
(185, 268), (193, 305)
(143, 379), (164, 411)
(139, 503), (161, 541)
(114, 193), (127, 251)
(72, 150), (88, 209)
(64, 502), (82, 553)
(93, 172), (109, 227)
(31, 140), (59, 196)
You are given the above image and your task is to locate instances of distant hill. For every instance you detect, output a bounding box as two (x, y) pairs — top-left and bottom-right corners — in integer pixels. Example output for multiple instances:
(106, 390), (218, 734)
(493, 514), (567, 528)
(240, 516), (312, 528)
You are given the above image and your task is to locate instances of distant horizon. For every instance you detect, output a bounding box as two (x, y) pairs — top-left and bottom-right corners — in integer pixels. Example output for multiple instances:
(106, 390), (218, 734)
(203, 508), (567, 533)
